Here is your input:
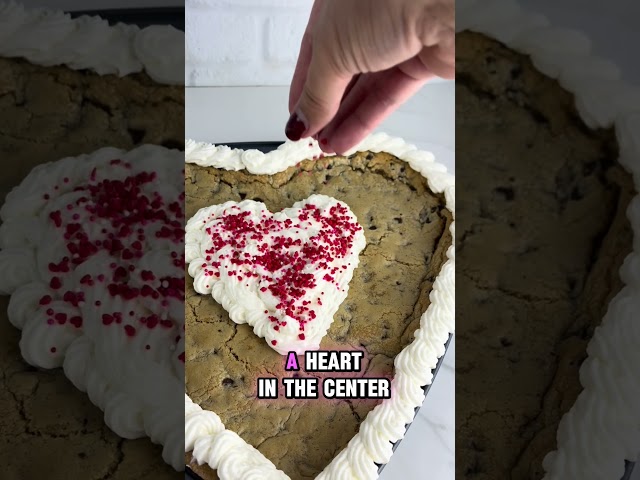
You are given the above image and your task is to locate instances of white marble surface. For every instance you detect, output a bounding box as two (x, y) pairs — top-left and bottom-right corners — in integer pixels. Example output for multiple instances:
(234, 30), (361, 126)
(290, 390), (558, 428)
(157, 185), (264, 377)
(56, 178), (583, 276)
(186, 81), (456, 480)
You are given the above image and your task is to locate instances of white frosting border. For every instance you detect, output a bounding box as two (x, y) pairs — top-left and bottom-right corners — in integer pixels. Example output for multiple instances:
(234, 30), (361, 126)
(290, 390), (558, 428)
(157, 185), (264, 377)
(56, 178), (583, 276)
(0, 1), (184, 85)
(457, 1), (640, 479)
(184, 133), (456, 480)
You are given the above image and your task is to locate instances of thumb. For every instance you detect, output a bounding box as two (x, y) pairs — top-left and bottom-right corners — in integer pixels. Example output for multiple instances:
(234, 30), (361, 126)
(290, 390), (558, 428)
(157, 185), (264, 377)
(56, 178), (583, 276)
(285, 47), (352, 142)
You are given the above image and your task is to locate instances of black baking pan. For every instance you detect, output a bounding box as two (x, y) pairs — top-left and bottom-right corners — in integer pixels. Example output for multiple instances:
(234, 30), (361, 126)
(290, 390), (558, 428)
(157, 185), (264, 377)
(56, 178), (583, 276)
(622, 460), (637, 480)
(184, 141), (456, 479)
(69, 7), (184, 31)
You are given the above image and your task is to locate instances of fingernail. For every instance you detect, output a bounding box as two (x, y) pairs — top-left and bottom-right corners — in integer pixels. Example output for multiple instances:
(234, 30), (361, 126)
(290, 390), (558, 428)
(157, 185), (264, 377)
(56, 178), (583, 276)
(285, 111), (307, 141)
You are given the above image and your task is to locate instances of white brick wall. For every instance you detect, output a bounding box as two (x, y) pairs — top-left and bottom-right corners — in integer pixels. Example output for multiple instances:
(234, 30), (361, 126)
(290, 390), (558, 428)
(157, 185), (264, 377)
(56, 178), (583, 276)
(186, 0), (313, 86)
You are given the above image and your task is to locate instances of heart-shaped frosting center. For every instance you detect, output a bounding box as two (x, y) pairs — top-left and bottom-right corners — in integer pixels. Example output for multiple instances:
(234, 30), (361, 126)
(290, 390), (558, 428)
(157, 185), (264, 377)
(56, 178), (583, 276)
(186, 194), (366, 354)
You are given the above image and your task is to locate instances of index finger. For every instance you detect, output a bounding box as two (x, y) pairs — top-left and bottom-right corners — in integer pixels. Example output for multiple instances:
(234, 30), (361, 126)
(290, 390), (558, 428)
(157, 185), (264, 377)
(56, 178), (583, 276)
(289, 0), (325, 113)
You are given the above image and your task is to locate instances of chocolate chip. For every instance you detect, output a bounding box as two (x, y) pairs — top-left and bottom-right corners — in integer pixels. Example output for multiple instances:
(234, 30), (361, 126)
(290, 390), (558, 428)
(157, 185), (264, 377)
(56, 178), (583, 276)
(127, 128), (145, 144)
(161, 139), (184, 150)
(494, 186), (515, 201)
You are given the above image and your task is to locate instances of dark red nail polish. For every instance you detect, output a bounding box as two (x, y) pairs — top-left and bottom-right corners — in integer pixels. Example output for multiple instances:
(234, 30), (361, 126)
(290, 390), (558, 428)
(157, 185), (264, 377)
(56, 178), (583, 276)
(285, 113), (306, 141)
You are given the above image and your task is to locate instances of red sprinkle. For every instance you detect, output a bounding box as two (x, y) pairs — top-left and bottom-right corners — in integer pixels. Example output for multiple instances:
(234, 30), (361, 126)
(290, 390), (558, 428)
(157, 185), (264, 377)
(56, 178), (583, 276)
(39, 295), (52, 305)
(43, 167), (184, 347)
(70, 316), (83, 328)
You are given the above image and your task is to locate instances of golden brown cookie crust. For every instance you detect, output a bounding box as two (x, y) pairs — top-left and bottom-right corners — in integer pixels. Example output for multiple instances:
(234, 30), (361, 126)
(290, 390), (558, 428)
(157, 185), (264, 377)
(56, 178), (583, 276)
(185, 151), (453, 480)
(456, 31), (634, 479)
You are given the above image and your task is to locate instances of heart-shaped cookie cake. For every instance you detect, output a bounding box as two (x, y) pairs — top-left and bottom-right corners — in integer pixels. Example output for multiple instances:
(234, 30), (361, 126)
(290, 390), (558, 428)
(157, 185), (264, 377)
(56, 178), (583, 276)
(186, 195), (367, 354)
(184, 133), (455, 479)
(457, 1), (640, 478)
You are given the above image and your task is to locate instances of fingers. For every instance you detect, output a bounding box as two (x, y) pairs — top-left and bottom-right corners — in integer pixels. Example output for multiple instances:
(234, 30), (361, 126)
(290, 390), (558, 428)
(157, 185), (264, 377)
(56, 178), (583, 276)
(289, 33), (313, 114)
(288, 0), (325, 113)
(285, 45), (352, 141)
(307, 74), (359, 140)
(315, 74), (372, 149)
(418, 44), (455, 80)
(319, 66), (429, 154)
(285, 0), (454, 144)
(341, 74), (361, 102)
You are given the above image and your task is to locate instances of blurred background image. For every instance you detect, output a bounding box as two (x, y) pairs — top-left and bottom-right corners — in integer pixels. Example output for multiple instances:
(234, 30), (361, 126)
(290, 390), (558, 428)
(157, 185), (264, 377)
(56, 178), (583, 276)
(0, 1), (184, 478)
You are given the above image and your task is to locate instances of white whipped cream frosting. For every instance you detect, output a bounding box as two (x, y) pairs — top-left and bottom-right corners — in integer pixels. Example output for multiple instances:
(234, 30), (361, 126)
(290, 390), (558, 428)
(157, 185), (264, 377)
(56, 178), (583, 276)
(184, 133), (456, 479)
(186, 195), (367, 355)
(458, 1), (640, 479)
(0, 1), (184, 85)
(0, 145), (185, 470)
(185, 394), (290, 480)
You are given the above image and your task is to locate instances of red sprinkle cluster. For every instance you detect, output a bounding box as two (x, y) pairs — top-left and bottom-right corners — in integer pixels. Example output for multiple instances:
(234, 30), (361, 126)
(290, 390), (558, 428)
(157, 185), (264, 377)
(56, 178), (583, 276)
(41, 160), (185, 361)
(200, 202), (361, 340)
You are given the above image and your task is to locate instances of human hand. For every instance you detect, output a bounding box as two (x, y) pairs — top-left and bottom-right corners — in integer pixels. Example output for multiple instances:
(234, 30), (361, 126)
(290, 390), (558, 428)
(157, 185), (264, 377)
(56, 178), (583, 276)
(285, 0), (454, 154)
